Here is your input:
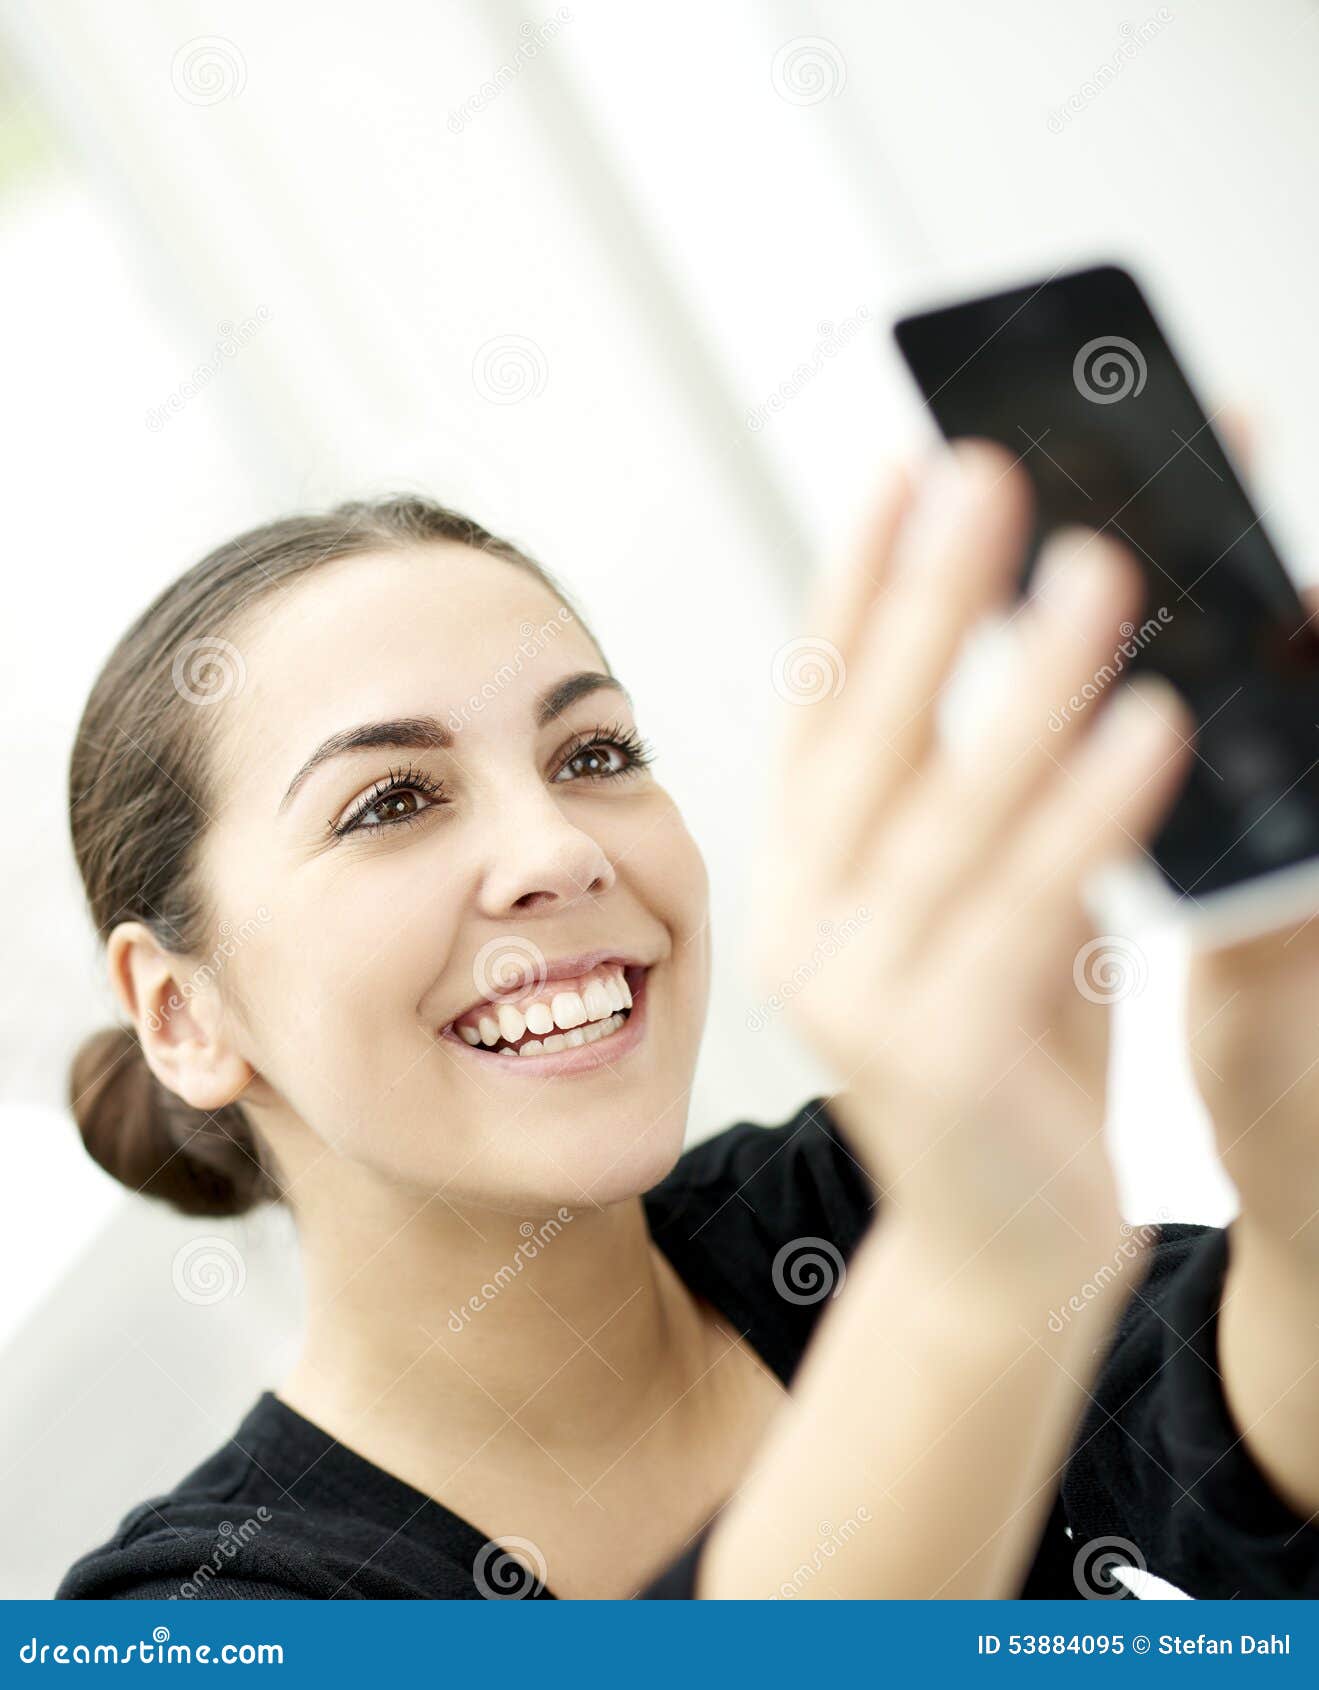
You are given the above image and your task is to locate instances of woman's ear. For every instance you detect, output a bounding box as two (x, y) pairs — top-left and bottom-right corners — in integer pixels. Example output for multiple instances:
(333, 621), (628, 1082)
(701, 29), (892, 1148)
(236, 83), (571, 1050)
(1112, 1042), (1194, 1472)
(105, 920), (255, 1111)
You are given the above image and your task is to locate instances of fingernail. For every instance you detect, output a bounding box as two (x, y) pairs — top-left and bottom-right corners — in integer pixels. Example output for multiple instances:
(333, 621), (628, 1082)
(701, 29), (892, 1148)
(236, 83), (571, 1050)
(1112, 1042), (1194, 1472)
(1095, 675), (1183, 748)
(1037, 540), (1115, 617)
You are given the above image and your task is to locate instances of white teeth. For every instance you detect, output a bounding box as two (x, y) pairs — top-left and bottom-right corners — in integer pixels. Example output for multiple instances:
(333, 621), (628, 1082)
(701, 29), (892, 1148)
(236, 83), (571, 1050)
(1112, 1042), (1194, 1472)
(525, 1001), (554, 1036)
(551, 991), (587, 1031)
(452, 965), (641, 1047)
(495, 1013), (627, 1059)
(497, 1003), (526, 1043)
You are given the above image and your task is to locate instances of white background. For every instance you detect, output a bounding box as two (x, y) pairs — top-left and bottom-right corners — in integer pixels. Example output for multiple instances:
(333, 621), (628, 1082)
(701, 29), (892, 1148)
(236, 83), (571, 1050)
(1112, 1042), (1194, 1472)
(0, 0), (1316, 1596)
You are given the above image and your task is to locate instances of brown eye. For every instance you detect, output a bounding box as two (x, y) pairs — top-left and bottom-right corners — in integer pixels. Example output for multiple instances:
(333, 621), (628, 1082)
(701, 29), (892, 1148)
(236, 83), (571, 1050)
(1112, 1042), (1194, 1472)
(332, 766), (449, 839)
(362, 789), (429, 826)
(558, 742), (629, 781)
(552, 725), (655, 786)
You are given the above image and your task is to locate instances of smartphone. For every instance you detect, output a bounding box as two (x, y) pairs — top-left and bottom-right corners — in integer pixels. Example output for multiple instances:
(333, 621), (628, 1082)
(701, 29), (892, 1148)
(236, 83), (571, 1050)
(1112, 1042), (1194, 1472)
(893, 262), (1319, 946)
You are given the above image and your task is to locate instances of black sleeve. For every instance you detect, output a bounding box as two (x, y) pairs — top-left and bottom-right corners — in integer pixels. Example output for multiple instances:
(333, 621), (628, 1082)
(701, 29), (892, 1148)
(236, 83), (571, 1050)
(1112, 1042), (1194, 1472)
(1061, 1220), (1319, 1598)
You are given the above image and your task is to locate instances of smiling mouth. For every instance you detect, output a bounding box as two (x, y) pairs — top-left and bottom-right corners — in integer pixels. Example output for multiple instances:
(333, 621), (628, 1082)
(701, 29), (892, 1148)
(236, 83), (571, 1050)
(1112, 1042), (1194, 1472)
(439, 962), (646, 1060)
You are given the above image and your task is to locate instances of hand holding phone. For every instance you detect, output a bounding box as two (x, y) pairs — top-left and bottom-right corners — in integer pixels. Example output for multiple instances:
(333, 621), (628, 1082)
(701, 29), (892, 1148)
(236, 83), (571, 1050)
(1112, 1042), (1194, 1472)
(894, 264), (1319, 943)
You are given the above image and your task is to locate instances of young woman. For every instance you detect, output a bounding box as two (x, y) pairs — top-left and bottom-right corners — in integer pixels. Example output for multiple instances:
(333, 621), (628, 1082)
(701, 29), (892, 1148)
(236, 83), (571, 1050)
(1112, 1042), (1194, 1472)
(55, 442), (1319, 1600)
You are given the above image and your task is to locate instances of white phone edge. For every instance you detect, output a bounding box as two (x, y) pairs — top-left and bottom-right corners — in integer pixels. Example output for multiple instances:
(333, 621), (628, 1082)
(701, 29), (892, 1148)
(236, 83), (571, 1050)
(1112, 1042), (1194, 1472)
(1086, 850), (1319, 953)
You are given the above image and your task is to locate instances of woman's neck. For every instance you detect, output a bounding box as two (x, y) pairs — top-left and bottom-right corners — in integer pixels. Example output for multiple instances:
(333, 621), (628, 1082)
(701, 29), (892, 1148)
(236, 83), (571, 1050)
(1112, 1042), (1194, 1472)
(275, 1176), (718, 1498)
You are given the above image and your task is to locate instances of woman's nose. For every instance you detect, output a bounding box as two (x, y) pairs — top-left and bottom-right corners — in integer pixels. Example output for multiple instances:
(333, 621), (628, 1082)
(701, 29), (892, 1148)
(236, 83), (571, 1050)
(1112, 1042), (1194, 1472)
(475, 796), (616, 918)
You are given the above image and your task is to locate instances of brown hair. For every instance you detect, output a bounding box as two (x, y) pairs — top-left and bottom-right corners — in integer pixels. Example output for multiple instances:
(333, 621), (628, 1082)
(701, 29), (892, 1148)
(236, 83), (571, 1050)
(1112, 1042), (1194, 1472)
(67, 495), (593, 1217)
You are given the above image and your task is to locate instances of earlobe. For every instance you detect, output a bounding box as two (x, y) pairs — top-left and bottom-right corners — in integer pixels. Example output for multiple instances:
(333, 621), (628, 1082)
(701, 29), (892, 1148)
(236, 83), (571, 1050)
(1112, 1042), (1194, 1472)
(105, 920), (255, 1112)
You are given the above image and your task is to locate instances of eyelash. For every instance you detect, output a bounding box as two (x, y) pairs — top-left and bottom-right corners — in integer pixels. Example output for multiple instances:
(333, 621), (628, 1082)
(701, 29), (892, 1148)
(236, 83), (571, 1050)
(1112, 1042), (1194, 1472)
(328, 724), (655, 841)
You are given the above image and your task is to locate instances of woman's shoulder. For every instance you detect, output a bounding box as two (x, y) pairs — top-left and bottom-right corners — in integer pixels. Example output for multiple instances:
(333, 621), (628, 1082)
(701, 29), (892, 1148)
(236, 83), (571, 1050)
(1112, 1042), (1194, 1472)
(647, 1092), (878, 1255)
(641, 1095), (879, 1384)
(54, 1393), (487, 1600)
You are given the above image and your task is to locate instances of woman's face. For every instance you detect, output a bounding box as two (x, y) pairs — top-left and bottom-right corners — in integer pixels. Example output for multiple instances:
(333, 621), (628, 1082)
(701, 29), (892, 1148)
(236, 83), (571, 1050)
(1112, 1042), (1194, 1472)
(197, 542), (711, 1214)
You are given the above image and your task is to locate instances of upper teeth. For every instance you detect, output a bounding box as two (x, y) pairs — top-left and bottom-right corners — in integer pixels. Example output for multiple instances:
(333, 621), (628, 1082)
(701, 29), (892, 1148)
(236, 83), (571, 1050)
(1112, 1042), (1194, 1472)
(453, 963), (633, 1049)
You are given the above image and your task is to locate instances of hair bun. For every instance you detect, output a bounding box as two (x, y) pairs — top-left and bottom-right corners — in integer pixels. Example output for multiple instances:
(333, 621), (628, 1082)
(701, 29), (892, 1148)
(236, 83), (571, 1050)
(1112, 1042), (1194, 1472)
(69, 1025), (273, 1217)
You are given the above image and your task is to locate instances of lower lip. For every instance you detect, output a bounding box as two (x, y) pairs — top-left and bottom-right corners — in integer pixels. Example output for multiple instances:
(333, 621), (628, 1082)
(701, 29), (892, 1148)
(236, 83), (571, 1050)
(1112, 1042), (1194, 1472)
(438, 966), (650, 1079)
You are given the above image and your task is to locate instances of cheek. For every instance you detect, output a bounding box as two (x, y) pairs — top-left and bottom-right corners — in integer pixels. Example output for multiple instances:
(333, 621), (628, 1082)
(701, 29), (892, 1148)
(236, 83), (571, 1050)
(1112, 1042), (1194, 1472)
(634, 798), (709, 938)
(236, 885), (448, 1132)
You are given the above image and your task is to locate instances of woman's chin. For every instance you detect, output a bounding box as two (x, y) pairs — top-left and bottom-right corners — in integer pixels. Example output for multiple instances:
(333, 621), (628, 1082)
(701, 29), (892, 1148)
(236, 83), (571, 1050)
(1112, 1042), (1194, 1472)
(456, 1105), (690, 1216)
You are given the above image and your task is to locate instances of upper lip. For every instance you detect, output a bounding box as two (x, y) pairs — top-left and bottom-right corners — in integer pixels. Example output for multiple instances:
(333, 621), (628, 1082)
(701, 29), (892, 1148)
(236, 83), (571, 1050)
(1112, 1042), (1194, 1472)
(441, 948), (651, 1031)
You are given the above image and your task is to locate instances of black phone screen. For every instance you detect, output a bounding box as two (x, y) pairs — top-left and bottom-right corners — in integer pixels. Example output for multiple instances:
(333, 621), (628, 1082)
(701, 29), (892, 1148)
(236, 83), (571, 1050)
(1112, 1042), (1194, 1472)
(894, 264), (1319, 900)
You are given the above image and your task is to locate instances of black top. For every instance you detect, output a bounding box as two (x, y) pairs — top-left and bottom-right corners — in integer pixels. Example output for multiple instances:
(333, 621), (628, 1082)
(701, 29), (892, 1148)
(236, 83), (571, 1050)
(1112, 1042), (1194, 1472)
(56, 1096), (1319, 1600)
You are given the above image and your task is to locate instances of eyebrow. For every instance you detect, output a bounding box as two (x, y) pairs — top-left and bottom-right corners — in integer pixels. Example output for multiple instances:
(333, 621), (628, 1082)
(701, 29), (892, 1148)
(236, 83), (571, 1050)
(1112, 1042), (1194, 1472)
(277, 671), (630, 814)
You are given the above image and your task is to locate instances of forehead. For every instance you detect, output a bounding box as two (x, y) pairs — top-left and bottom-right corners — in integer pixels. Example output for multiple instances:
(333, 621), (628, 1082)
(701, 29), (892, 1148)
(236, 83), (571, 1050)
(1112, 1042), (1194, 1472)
(213, 541), (602, 790)
(231, 540), (591, 713)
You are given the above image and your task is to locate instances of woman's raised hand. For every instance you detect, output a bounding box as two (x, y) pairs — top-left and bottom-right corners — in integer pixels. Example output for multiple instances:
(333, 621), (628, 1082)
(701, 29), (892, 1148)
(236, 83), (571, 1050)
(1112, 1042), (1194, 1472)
(748, 440), (1195, 1291)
